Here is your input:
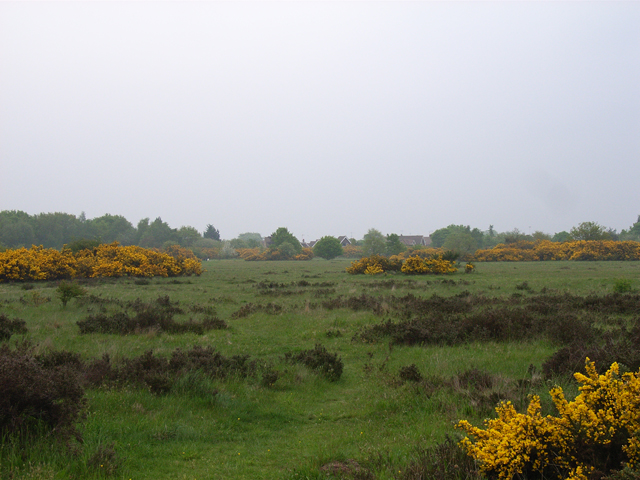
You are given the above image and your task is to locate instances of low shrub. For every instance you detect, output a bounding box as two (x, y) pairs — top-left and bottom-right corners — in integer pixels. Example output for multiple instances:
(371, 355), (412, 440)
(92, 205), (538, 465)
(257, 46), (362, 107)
(398, 436), (482, 480)
(56, 281), (86, 308)
(230, 302), (283, 319)
(285, 344), (343, 382)
(0, 344), (86, 440)
(77, 296), (226, 335)
(614, 278), (633, 294)
(399, 364), (423, 383)
(84, 346), (258, 393)
(0, 314), (28, 341)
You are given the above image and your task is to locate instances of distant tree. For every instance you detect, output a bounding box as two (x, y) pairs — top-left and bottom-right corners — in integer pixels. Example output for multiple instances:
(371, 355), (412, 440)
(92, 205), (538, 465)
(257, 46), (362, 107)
(136, 218), (150, 244)
(219, 241), (238, 259)
(431, 225), (478, 249)
(0, 219), (35, 248)
(532, 231), (552, 241)
(313, 236), (344, 260)
(385, 234), (406, 256)
(488, 225), (495, 238)
(270, 227), (302, 254)
(237, 232), (262, 248)
(204, 224), (220, 241)
(229, 238), (248, 249)
(470, 227), (485, 248)
(504, 228), (530, 244)
(178, 226), (202, 247)
(552, 231), (572, 243)
(569, 222), (611, 241)
(33, 212), (80, 248)
(278, 242), (297, 259)
(443, 231), (477, 255)
(139, 217), (178, 249)
(86, 214), (136, 245)
(620, 215), (640, 241)
(430, 226), (452, 248)
(65, 238), (100, 253)
(362, 229), (386, 256)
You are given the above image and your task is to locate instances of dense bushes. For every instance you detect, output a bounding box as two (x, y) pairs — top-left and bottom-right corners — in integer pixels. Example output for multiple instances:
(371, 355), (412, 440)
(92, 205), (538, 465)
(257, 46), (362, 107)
(0, 314), (27, 341)
(473, 240), (640, 262)
(346, 254), (456, 275)
(345, 255), (403, 274)
(285, 344), (343, 381)
(457, 360), (640, 480)
(0, 344), (86, 440)
(0, 242), (202, 281)
(86, 347), (257, 394)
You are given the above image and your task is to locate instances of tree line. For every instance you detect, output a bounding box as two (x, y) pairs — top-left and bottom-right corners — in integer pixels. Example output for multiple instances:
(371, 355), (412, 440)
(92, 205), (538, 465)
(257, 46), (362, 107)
(0, 211), (223, 251)
(2, 210), (639, 259)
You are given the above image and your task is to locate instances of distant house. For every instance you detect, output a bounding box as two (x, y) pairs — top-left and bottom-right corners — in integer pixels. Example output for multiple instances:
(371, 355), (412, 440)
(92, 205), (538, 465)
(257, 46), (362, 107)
(337, 236), (351, 247)
(399, 235), (432, 247)
(262, 236), (272, 248)
(305, 236), (351, 249)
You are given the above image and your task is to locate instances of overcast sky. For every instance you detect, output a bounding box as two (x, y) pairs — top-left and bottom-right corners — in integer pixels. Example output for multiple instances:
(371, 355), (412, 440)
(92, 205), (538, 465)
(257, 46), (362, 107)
(1, 1), (639, 241)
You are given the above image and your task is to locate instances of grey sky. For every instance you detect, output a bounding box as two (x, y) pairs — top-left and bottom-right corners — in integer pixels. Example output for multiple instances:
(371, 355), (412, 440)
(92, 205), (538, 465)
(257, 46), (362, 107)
(1, 1), (639, 241)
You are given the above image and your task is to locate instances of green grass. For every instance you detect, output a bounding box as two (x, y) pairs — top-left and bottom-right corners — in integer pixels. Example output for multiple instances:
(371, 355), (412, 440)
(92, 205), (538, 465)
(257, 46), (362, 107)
(1, 259), (639, 479)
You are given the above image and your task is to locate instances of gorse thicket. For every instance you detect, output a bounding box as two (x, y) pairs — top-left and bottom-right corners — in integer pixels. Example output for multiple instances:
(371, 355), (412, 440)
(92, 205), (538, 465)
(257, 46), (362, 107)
(346, 253), (457, 275)
(457, 360), (640, 480)
(473, 240), (640, 262)
(0, 243), (202, 281)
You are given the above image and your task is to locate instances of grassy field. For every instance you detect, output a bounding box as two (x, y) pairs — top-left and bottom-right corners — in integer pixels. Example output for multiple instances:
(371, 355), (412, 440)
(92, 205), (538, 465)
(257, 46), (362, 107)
(1, 259), (638, 479)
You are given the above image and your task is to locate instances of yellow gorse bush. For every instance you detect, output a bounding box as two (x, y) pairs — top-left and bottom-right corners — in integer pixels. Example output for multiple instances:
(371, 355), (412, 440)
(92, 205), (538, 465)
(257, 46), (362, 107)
(346, 255), (455, 275)
(457, 360), (640, 480)
(364, 264), (384, 275)
(400, 256), (457, 275)
(346, 255), (402, 274)
(0, 243), (202, 282)
(473, 240), (640, 262)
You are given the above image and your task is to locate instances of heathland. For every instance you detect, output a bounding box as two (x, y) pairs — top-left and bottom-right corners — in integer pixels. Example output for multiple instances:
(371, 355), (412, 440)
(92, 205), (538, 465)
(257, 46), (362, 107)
(1, 259), (639, 479)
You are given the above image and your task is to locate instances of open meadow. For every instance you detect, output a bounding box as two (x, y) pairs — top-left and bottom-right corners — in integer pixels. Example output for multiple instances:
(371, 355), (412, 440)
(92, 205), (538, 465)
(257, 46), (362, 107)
(1, 259), (639, 479)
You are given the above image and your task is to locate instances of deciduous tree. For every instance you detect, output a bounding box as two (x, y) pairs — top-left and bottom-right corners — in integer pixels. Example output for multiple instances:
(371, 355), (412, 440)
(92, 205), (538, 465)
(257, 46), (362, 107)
(270, 227), (302, 254)
(313, 236), (343, 260)
(569, 221), (611, 241)
(362, 229), (386, 256)
(385, 234), (406, 256)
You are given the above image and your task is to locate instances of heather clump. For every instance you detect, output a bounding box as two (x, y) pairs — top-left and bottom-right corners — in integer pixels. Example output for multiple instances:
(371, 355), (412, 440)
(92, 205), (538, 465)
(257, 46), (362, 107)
(285, 344), (343, 381)
(0, 344), (86, 441)
(0, 313), (28, 341)
(76, 295), (226, 334)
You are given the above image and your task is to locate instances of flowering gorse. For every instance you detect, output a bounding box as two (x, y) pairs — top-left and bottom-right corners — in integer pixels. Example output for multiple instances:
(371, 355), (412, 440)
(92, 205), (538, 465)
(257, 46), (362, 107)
(364, 264), (384, 275)
(346, 254), (455, 275)
(473, 240), (640, 262)
(457, 360), (640, 479)
(400, 255), (457, 275)
(0, 243), (202, 281)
